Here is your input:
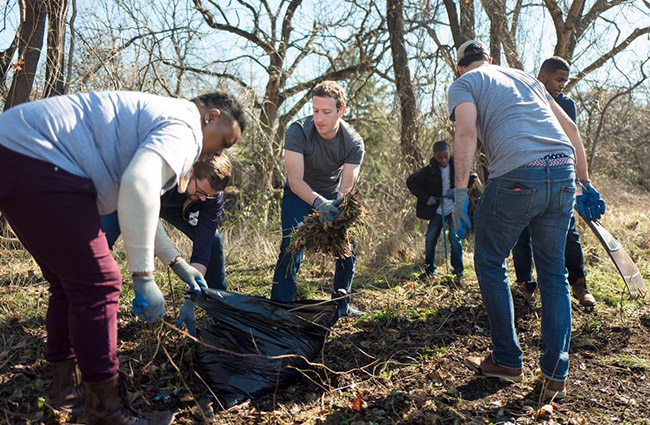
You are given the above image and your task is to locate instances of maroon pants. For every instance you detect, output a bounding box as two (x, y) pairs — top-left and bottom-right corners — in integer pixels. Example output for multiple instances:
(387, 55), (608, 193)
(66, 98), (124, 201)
(0, 145), (120, 382)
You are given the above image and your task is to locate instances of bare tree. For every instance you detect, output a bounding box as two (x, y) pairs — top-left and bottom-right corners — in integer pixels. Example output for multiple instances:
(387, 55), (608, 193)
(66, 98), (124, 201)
(43, 0), (69, 97)
(442, 0), (475, 47)
(2, 0), (73, 109)
(3, 0), (47, 110)
(480, 0), (523, 69)
(387, 0), (421, 167)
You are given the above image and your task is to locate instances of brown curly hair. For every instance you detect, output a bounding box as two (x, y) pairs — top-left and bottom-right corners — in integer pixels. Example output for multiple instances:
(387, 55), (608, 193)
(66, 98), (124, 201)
(312, 81), (347, 110)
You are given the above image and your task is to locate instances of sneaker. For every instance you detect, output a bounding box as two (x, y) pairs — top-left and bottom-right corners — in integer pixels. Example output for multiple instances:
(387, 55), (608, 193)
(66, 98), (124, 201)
(572, 278), (596, 307)
(331, 289), (365, 317)
(542, 378), (566, 400)
(453, 274), (463, 285)
(464, 353), (523, 382)
(342, 304), (365, 317)
(516, 281), (536, 301)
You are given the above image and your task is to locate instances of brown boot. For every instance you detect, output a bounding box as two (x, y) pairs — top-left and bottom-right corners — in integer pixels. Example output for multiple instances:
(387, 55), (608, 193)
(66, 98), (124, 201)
(84, 374), (174, 425)
(464, 353), (523, 382)
(542, 378), (567, 400)
(572, 277), (596, 307)
(50, 359), (85, 421)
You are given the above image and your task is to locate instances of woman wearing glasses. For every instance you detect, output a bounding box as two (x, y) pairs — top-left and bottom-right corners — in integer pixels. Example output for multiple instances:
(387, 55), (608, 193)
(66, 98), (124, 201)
(101, 155), (232, 337)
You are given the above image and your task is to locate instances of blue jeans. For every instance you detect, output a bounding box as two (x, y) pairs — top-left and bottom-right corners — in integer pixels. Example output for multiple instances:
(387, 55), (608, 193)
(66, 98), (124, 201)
(474, 164), (575, 381)
(100, 211), (227, 290)
(271, 186), (356, 305)
(424, 213), (463, 275)
(513, 215), (586, 292)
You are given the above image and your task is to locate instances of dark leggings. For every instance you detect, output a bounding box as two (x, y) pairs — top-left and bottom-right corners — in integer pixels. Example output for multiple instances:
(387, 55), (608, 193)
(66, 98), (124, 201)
(0, 145), (121, 382)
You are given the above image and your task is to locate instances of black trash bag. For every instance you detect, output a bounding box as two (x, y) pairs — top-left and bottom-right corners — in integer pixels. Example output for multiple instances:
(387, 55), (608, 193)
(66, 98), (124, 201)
(195, 288), (340, 408)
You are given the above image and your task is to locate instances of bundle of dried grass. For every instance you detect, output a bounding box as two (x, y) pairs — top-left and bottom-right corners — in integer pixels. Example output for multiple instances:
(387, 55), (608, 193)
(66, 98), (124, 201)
(289, 192), (367, 258)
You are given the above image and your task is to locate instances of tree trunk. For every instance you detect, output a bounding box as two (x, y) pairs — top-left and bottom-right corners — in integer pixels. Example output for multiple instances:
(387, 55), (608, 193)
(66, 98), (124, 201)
(1, 36), (19, 101)
(443, 0), (475, 48)
(43, 0), (69, 98)
(459, 0), (475, 41)
(4, 0), (47, 111)
(489, 17), (501, 65)
(387, 0), (421, 168)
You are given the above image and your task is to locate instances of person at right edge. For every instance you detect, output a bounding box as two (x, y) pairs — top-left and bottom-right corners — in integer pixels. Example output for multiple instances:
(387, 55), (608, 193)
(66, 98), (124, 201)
(512, 56), (596, 307)
(447, 41), (606, 401)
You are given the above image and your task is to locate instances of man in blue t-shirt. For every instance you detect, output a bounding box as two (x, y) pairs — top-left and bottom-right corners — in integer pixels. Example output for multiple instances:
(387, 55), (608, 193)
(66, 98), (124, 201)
(512, 57), (595, 307)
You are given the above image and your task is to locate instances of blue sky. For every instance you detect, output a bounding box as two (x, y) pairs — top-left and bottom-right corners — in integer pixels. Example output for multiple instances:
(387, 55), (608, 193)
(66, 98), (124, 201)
(0, 0), (647, 106)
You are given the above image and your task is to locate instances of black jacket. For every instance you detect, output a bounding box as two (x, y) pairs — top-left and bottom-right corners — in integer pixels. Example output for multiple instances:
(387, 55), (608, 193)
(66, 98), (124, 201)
(406, 157), (476, 220)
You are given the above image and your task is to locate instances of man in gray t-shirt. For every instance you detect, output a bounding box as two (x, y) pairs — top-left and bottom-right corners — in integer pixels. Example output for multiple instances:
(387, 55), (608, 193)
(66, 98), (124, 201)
(271, 80), (365, 317)
(447, 40), (605, 399)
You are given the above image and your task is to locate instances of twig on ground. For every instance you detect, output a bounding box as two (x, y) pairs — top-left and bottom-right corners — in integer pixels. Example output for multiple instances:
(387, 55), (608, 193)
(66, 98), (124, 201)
(161, 344), (209, 423)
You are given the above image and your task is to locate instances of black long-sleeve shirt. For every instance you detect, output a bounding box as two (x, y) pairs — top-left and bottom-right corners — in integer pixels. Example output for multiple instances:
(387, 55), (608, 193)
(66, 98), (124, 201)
(160, 188), (224, 267)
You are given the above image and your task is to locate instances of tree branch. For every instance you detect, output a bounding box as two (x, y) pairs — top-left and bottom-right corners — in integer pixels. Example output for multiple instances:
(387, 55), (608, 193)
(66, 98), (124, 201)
(278, 0), (302, 58)
(543, 0), (565, 35)
(281, 61), (374, 100)
(192, 0), (274, 54)
(567, 26), (650, 91)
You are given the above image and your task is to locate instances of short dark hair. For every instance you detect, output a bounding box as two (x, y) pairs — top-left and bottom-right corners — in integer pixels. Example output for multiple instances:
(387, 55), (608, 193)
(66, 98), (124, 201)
(193, 154), (231, 192)
(540, 56), (571, 75)
(433, 140), (449, 152)
(192, 91), (247, 133)
(458, 53), (488, 67)
(312, 80), (347, 110)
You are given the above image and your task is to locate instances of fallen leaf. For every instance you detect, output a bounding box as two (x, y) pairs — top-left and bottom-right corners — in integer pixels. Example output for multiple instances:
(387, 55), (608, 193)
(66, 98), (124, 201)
(353, 395), (362, 411)
(536, 403), (553, 419)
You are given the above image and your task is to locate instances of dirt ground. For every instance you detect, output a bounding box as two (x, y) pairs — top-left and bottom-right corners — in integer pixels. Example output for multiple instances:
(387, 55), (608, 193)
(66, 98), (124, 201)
(1, 260), (649, 425)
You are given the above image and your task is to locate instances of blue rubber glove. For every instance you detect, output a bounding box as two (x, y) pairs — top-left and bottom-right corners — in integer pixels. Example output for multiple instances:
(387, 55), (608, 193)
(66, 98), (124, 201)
(576, 181), (606, 222)
(444, 189), (455, 200)
(176, 297), (196, 337)
(312, 197), (343, 223)
(132, 275), (165, 322)
(171, 259), (207, 295)
(452, 188), (471, 239)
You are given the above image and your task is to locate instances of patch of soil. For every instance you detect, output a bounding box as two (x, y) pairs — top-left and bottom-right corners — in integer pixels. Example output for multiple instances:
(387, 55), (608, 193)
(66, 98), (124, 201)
(1, 276), (649, 425)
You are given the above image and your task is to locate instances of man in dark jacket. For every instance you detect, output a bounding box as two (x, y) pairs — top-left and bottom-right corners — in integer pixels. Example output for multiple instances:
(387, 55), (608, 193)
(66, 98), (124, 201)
(407, 141), (473, 281)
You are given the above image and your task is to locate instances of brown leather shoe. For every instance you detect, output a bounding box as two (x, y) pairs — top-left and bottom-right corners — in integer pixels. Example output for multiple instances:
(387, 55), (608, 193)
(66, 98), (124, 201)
(572, 278), (596, 307)
(84, 374), (174, 425)
(464, 353), (523, 382)
(50, 359), (85, 421)
(516, 281), (536, 301)
(542, 378), (566, 400)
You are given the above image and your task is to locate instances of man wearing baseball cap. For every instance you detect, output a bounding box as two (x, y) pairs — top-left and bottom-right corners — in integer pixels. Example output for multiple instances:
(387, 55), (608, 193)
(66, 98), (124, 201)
(447, 40), (605, 400)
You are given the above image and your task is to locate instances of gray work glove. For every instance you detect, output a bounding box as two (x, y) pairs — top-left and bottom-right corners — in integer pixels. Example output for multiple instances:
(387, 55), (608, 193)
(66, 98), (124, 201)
(312, 196), (343, 223)
(132, 275), (165, 323)
(426, 196), (438, 206)
(452, 187), (471, 239)
(171, 259), (207, 295)
(176, 297), (197, 337)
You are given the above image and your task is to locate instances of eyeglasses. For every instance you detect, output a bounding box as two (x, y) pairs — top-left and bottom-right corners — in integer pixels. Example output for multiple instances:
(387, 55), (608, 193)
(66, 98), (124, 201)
(192, 176), (218, 200)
